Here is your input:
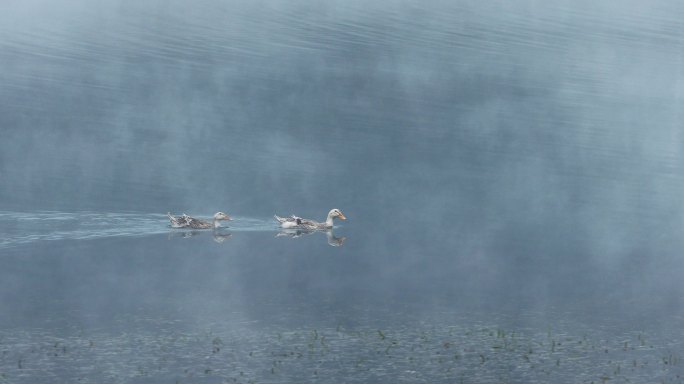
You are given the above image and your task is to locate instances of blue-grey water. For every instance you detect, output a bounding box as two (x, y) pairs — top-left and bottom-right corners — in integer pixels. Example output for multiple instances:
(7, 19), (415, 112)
(2, 1), (684, 383)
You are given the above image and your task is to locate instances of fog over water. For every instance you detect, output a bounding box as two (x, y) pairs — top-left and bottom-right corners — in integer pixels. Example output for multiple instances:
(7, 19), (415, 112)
(1, 1), (684, 383)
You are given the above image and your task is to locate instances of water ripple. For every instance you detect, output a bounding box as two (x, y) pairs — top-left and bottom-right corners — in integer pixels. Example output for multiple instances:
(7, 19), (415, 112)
(0, 211), (276, 249)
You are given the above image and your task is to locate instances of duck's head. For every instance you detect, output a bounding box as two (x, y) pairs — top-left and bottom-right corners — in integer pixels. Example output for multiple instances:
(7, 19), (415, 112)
(329, 208), (346, 220)
(214, 212), (232, 221)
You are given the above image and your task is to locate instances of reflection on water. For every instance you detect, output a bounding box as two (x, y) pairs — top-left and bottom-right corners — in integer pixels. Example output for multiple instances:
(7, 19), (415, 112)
(167, 228), (233, 243)
(1, 0), (684, 383)
(277, 228), (347, 247)
(0, 220), (683, 383)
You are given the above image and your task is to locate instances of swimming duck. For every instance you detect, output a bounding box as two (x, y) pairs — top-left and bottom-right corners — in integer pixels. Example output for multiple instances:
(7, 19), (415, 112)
(274, 209), (346, 230)
(167, 212), (231, 229)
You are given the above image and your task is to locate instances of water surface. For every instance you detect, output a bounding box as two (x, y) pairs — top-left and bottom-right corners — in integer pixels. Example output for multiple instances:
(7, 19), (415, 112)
(1, 0), (684, 382)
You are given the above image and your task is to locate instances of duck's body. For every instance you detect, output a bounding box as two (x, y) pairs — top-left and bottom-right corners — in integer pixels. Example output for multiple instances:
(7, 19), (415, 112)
(167, 212), (231, 229)
(274, 209), (346, 230)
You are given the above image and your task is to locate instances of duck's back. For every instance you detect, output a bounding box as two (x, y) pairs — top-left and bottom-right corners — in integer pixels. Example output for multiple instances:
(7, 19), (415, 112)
(187, 217), (211, 229)
(299, 219), (329, 229)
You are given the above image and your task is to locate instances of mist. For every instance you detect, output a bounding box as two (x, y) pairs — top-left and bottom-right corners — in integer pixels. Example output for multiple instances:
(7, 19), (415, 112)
(2, 0), (681, 216)
(1, 0), (684, 382)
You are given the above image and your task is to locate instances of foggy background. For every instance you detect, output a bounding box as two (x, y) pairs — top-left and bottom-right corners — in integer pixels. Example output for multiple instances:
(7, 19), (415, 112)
(2, 0), (682, 220)
(1, 1), (684, 382)
(2, 0), (684, 324)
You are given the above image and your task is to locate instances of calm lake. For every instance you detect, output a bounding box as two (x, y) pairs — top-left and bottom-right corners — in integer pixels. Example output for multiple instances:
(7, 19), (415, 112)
(1, 0), (684, 383)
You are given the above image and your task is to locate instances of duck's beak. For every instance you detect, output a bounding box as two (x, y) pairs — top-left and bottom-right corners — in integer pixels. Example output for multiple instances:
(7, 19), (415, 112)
(338, 213), (347, 220)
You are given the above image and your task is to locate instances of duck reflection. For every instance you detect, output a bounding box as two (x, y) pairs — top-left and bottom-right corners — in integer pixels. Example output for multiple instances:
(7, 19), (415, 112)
(276, 228), (346, 247)
(167, 229), (232, 243)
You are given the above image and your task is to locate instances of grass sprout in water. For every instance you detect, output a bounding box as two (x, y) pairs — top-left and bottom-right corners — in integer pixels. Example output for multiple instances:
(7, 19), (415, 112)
(0, 320), (682, 384)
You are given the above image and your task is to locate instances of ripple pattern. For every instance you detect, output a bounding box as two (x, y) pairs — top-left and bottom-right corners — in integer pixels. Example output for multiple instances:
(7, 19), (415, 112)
(0, 211), (277, 249)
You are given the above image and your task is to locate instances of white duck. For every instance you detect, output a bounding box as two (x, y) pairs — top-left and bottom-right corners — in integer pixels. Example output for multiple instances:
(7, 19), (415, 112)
(167, 212), (231, 229)
(274, 209), (346, 230)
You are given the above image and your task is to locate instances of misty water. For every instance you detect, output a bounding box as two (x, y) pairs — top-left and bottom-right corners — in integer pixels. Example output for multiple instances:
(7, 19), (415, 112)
(1, 1), (684, 383)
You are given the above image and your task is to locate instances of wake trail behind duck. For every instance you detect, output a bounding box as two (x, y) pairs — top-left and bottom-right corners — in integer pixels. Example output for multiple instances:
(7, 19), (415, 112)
(0, 211), (277, 249)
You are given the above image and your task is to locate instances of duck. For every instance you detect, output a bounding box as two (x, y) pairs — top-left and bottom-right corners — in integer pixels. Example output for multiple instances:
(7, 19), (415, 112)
(274, 208), (346, 230)
(167, 212), (231, 229)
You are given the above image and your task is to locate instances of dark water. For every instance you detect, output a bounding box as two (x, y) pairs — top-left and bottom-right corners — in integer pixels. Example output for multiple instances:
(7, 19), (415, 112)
(1, 1), (684, 383)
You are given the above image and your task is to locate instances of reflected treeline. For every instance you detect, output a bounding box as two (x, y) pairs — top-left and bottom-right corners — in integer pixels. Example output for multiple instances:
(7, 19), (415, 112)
(167, 227), (347, 246)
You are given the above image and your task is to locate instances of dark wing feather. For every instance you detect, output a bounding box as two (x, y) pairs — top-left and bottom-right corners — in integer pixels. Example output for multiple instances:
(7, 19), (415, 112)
(187, 217), (211, 229)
